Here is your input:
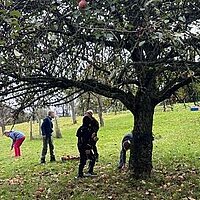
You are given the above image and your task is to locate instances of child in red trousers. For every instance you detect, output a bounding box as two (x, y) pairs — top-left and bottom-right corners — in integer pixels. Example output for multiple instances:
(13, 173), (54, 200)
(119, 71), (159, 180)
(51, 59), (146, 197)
(4, 130), (26, 157)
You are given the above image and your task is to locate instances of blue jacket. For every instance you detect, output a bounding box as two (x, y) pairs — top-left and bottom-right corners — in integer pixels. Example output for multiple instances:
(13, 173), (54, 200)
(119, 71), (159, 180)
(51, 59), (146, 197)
(9, 131), (25, 141)
(41, 116), (53, 137)
(118, 133), (133, 168)
(8, 131), (25, 150)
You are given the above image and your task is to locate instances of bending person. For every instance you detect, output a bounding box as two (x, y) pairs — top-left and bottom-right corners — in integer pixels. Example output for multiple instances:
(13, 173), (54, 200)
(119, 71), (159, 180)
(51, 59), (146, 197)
(118, 133), (133, 169)
(4, 130), (26, 157)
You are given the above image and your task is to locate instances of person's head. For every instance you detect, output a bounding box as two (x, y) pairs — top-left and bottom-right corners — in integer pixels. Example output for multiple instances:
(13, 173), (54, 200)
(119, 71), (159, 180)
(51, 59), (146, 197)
(3, 130), (11, 137)
(82, 116), (91, 127)
(48, 111), (55, 118)
(86, 110), (94, 116)
(123, 140), (131, 151)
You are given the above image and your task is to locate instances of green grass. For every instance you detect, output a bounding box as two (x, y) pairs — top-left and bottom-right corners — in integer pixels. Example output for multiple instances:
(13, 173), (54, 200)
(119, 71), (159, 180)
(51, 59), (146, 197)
(0, 105), (200, 199)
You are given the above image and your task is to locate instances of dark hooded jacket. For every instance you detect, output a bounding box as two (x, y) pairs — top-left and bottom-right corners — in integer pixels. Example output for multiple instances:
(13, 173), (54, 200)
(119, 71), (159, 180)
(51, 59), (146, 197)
(76, 116), (93, 150)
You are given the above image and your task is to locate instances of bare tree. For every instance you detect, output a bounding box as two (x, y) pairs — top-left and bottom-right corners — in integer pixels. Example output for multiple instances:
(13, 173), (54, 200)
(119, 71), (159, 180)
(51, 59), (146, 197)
(0, 104), (12, 133)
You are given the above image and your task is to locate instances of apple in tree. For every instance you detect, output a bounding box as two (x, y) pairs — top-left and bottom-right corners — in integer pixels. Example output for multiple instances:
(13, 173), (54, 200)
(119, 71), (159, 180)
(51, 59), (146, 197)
(79, 0), (87, 9)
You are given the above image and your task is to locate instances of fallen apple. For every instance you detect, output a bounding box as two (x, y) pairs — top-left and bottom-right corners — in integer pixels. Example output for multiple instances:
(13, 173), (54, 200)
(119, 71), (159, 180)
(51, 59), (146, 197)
(38, 187), (45, 192)
(61, 156), (67, 162)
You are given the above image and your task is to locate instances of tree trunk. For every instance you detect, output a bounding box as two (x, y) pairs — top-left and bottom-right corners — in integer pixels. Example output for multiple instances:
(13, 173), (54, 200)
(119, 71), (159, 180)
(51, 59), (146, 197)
(86, 92), (91, 110)
(97, 95), (104, 127)
(183, 99), (187, 109)
(129, 94), (155, 179)
(163, 100), (166, 112)
(54, 117), (62, 138)
(30, 118), (34, 140)
(1, 124), (5, 134)
(62, 104), (65, 117)
(70, 100), (77, 124)
(38, 118), (42, 136)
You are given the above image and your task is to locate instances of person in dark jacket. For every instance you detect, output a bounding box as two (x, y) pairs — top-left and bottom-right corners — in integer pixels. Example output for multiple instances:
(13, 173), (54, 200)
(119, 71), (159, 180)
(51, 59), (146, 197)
(76, 115), (96, 178)
(118, 133), (133, 169)
(40, 111), (56, 164)
(84, 110), (100, 161)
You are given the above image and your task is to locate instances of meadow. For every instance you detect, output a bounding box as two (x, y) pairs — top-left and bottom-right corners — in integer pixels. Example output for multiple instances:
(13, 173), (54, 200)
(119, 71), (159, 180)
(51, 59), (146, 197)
(0, 104), (200, 199)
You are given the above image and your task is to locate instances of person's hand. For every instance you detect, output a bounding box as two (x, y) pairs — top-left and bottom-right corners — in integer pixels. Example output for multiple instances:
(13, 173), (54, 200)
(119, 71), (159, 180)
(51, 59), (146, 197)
(42, 135), (46, 138)
(121, 165), (126, 170)
(93, 136), (99, 142)
(91, 133), (96, 138)
(85, 150), (91, 155)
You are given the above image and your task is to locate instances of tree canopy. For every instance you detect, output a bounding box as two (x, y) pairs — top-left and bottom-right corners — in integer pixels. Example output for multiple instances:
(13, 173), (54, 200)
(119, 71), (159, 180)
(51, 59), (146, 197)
(0, 0), (200, 178)
(0, 0), (199, 111)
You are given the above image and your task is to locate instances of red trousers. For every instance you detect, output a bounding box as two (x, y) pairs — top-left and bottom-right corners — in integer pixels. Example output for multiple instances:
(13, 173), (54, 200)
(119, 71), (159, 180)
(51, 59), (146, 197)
(14, 137), (25, 157)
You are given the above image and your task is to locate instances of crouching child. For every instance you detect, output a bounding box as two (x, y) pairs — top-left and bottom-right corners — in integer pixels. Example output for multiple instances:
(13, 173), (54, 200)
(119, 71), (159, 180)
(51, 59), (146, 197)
(118, 133), (133, 169)
(76, 116), (96, 178)
(4, 130), (26, 157)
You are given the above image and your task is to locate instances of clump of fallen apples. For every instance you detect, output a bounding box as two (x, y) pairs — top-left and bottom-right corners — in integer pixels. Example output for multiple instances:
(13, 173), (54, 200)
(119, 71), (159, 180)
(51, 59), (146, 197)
(8, 176), (24, 185)
(61, 155), (80, 162)
(35, 187), (45, 199)
(78, 0), (87, 9)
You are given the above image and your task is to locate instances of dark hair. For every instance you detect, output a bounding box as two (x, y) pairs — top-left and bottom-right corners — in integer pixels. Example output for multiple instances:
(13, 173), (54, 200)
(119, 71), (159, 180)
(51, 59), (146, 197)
(123, 140), (131, 150)
(48, 111), (54, 116)
(82, 116), (91, 127)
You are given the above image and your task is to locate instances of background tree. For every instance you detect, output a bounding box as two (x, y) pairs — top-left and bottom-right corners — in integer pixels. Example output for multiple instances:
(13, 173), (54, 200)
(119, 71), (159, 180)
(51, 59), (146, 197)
(96, 94), (104, 127)
(29, 113), (34, 140)
(0, 103), (12, 133)
(0, 0), (200, 178)
(69, 97), (77, 124)
(54, 116), (62, 138)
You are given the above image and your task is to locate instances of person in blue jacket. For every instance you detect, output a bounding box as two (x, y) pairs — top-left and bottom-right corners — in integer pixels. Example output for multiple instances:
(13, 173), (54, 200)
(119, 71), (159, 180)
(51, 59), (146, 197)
(40, 111), (56, 164)
(4, 130), (26, 157)
(118, 133), (133, 169)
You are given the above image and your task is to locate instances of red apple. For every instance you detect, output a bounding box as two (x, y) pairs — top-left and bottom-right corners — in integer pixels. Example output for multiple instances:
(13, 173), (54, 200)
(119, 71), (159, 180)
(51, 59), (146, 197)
(38, 187), (45, 192)
(79, 0), (87, 9)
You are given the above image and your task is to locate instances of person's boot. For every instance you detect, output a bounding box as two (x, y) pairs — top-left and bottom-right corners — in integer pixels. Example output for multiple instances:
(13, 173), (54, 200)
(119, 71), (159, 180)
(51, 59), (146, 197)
(95, 153), (99, 162)
(85, 172), (97, 176)
(50, 155), (56, 162)
(76, 165), (85, 178)
(86, 160), (96, 176)
(40, 157), (46, 164)
(76, 173), (85, 178)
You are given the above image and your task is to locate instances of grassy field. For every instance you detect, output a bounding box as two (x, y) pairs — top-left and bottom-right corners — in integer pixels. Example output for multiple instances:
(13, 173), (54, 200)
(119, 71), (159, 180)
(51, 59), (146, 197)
(0, 105), (200, 199)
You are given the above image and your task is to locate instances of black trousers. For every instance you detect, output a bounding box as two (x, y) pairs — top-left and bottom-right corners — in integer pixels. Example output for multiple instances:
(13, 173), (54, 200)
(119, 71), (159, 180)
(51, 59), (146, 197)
(91, 141), (99, 158)
(78, 147), (95, 176)
(41, 136), (55, 159)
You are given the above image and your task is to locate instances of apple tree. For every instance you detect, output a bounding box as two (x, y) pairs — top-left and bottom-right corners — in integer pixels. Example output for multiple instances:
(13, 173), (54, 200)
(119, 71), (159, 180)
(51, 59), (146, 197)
(0, 0), (200, 178)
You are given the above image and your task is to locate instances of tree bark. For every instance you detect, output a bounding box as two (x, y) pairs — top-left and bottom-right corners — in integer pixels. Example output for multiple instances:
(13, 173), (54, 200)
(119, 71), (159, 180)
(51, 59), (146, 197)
(30, 118), (34, 140)
(62, 104), (65, 117)
(54, 117), (62, 138)
(86, 92), (91, 110)
(163, 100), (167, 112)
(1, 124), (5, 134)
(129, 93), (155, 179)
(70, 100), (77, 124)
(38, 118), (42, 136)
(97, 95), (104, 127)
